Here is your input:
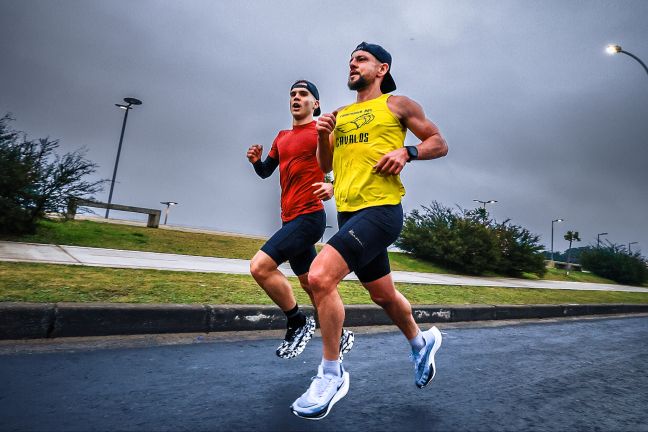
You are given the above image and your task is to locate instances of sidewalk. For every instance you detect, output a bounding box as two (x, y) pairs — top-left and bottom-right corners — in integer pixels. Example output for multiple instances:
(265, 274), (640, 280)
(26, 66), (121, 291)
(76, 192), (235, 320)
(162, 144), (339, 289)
(2, 240), (648, 293)
(3, 240), (648, 340)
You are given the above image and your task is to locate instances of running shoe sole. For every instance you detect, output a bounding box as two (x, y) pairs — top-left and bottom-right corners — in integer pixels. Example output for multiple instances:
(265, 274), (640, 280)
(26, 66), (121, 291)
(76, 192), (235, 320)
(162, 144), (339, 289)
(339, 329), (355, 361)
(276, 317), (316, 359)
(417, 326), (443, 389)
(291, 371), (350, 420)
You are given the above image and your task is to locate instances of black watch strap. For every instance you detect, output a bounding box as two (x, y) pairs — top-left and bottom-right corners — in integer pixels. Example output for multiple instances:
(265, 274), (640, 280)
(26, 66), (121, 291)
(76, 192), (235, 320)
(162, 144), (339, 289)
(405, 146), (418, 162)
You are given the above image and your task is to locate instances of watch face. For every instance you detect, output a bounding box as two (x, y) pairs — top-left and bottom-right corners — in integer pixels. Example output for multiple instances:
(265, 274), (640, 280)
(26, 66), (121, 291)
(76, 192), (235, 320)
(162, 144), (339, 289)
(407, 146), (418, 160)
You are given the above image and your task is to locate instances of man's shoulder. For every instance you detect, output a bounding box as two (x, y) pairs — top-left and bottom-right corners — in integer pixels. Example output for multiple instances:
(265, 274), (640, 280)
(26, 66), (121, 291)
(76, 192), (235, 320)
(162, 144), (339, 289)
(333, 105), (350, 115)
(386, 94), (421, 118)
(274, 128), (292, 139)
(386, 94), (416, 106)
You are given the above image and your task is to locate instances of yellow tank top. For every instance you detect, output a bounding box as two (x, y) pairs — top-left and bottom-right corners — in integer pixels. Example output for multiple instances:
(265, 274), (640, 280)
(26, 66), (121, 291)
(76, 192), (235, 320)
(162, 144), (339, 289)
(333, 94), (407, 212)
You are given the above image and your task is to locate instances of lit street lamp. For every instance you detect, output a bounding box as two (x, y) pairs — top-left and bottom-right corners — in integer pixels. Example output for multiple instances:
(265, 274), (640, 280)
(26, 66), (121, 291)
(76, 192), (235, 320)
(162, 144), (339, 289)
(160, 201), (178, 225)
(106, 97), (143, 219)
(551, 218), (564, 261)
(606, 44), (648, 76)
(473, 199), (497, 210)
(597, 232), (608, 248)
(628, 241), (638, 254)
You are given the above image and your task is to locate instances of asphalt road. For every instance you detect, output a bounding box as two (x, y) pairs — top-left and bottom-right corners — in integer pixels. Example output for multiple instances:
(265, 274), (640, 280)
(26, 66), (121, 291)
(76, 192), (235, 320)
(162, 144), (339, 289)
(1, 317), (647, 432)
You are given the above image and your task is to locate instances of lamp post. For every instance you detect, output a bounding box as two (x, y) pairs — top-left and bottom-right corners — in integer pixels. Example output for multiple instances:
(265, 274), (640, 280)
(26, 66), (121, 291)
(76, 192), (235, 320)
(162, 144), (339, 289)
(597, 232), (608, 248)
(628, 241), (638, 253)
(160, 201), (178, 225)
(106, 97), (143, 219)
(473, 199), (497, 210)
(606, 44), (648, 76)
(551, 218), (564, 261)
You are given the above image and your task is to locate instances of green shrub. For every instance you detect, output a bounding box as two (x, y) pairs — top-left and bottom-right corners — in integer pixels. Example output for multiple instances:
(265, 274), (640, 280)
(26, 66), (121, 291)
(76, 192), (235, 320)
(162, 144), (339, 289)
(580, 245), (647, 286)
(493, 222), (546, 277)
(397, 202), (546, 277)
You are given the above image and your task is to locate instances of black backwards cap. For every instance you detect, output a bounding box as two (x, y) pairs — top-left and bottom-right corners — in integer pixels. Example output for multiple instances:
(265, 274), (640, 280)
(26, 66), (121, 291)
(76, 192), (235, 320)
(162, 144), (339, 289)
(352, 42), (397, 93)
(291, 80), (321, 116)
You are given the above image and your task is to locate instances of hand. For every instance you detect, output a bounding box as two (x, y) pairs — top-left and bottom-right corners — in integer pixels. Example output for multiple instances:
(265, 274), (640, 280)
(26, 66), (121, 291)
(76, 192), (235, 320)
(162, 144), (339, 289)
(312, 182), (334, 201)
(316, 113), (336, 137)
(246, 144), (263, 163)
(373, 147), (409, 175)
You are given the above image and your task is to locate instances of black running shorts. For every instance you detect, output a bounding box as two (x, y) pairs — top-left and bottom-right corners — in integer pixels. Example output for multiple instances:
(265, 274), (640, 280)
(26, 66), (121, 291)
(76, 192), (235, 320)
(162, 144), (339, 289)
(261, 210), (326, 276)
(328, 204), (403, 283)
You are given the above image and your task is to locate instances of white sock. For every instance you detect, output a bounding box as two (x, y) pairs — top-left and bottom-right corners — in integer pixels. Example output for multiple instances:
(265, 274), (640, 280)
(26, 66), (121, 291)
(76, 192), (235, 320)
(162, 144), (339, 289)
(409, 329), (425, 352)
(321, 358), (342, 377)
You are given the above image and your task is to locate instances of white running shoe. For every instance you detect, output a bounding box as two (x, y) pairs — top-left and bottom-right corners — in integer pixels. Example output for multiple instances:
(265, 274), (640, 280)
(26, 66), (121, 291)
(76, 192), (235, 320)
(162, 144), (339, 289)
(290, 365), (350, 420)
(410, 326), (442, 388)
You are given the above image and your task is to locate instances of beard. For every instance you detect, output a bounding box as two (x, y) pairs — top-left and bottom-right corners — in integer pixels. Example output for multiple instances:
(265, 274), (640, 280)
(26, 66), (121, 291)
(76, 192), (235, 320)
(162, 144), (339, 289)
(347, 75), (369, 91)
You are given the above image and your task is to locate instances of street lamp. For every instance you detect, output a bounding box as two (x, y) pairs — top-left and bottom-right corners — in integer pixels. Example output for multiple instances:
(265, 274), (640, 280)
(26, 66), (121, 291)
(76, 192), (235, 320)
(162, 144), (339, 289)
(606, 44), (648, 76)
(106, 97), (143, 219)
(473, 199), (497, 210)
(551, 218), (564, 261)
(160, 201), (178, 225)
(597, 232), (608, 248)
(628, 241), (638, 253)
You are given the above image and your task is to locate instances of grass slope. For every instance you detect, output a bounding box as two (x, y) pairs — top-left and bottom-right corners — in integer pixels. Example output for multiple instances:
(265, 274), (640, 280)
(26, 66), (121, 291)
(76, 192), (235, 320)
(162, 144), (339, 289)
(1, 219), (618, 284)
(2, 262), (647, 305)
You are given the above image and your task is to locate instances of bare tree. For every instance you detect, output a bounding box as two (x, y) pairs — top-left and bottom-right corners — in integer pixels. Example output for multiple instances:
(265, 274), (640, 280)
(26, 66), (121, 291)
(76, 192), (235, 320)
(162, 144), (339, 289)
(0, 114), (104, 234)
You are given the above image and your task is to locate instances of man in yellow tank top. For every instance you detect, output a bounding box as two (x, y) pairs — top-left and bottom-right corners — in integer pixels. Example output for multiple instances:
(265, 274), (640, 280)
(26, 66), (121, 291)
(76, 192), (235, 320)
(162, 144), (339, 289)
(291, 42), (448, 420)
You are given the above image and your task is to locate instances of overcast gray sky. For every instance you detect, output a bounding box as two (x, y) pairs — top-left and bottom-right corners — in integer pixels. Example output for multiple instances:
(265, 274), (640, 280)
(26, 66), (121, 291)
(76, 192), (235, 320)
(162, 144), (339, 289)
(1, 0), (646, 254)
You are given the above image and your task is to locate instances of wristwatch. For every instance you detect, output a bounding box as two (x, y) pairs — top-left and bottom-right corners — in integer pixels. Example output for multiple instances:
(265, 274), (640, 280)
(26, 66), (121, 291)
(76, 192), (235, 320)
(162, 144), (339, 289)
(405, 146), (419, 162)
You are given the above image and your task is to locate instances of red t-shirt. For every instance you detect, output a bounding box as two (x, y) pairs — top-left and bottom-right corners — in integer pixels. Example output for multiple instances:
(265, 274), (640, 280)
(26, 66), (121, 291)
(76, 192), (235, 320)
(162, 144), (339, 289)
(268, 121), (325, 222)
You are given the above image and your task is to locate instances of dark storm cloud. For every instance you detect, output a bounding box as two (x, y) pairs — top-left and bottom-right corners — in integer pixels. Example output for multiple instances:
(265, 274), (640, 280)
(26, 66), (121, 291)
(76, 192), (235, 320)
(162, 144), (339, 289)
(1, 0), (646, 253)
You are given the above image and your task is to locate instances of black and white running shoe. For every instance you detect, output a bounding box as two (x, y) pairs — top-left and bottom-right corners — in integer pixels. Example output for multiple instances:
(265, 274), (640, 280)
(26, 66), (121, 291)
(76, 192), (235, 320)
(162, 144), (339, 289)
(276, 316), (316, 359)
(339, 328), (355, 361)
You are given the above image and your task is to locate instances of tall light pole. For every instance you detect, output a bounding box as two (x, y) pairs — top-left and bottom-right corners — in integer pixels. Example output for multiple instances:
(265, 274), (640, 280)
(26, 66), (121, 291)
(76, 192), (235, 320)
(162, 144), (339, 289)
(160, 201), (178, 225)
(473, 199), (497, 210)
(106, 97), (143, 219)
(597, 232), (608, 248)
(628, 241), (638, 254)
(551, 218), (564, 261)
(606, 44), (648, 76)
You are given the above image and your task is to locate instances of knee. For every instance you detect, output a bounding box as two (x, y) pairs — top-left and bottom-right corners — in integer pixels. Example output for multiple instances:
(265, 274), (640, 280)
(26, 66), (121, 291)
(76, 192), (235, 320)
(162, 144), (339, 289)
(250, 257), (271, 280)
(307, 267), (335, 295)
(370, 290), (397, 308)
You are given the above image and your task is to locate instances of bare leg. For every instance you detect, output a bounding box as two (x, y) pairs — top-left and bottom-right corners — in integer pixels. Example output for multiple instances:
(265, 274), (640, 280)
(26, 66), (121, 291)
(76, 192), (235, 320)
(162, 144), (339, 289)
(297, 273), (316, 306)
(307, 245), (350, 361)
(362, 273), (419, 340)
(249, 250), (295, 311)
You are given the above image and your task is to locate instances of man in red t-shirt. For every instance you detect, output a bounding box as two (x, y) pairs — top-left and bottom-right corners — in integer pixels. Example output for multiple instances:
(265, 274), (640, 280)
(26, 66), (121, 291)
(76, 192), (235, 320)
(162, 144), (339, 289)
(246, 80), (354, 359)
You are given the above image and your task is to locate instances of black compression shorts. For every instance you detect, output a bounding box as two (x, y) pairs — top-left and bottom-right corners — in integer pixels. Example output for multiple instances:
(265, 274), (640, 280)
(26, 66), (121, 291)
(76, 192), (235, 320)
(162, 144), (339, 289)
(260, 210), (326, 276)
(328, 204), (403, 283)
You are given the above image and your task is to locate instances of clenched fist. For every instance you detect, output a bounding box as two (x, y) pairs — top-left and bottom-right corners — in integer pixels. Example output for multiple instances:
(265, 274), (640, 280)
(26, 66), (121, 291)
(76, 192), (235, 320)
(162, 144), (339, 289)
(316, 113), (337, 137)
(312, 182), (334, 201)
(246, 144), (263, 163)
(373, 147), (409, 175)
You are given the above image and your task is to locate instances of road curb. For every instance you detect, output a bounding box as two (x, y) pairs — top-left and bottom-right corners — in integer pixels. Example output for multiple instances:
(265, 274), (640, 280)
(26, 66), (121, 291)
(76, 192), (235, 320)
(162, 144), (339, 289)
(1, 302), (648, 340)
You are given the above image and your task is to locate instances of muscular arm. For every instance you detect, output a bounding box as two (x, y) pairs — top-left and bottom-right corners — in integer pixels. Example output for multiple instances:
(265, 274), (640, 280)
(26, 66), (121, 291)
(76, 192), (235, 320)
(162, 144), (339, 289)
(252, 156), (279, 179)
(316, 108), (344, 173)
(373, 96), (448, 175)
(316, 133), (334, 174)
(392, 96), (448, 160)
